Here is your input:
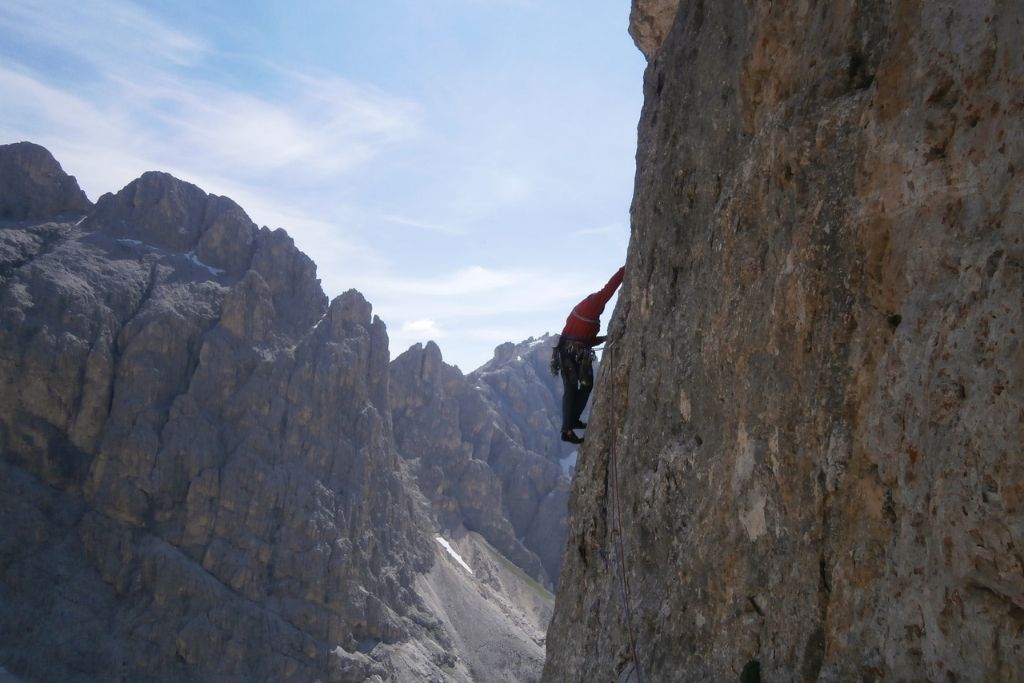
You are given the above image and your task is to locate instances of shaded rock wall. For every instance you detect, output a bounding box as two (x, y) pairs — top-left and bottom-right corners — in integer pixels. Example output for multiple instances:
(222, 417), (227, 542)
(0, 144), (457, 682)
(469, 337), (590, 584)
(390, 336), (571, 587)
(545, 1), (1023, 681)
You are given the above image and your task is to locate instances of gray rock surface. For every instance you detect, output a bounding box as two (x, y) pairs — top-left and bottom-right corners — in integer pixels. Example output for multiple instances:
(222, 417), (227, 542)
(390, 336), (571, 587)
(417, 531), (552, 683)
(0, 142), (92, 220)
(545, 1), (1023, 681)
(628, 0), (680, 60)
(0, 145), (547, 682)
(471, 336), (579, 460)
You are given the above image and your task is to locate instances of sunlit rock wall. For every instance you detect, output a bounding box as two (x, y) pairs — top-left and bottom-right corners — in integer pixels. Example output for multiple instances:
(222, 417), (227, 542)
(545, 1), (1023, 681)
(629, 0), (680, 60)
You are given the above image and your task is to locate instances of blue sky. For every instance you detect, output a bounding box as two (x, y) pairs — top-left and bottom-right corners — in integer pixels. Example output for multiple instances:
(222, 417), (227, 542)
(0, 0), (644, 371)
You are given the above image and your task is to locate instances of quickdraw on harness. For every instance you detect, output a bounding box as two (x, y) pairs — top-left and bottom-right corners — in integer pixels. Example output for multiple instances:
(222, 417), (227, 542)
(549, 334), (597, 379)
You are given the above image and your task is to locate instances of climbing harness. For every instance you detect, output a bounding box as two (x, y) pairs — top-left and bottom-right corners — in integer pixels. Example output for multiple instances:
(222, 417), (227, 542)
(605, 342), (646, 683)
(550, 335), (598, 379)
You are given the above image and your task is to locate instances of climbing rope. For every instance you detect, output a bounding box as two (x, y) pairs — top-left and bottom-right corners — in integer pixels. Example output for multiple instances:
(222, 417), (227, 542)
(605, 342), (646, 683)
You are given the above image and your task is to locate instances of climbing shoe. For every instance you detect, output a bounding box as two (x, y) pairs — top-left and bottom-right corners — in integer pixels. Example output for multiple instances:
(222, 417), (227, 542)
(561, 430), (584, 445)
(574, 420), (587, 429)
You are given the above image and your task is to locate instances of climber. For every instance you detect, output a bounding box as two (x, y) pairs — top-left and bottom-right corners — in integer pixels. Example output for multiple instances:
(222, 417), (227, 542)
(551, 265), (625, 444)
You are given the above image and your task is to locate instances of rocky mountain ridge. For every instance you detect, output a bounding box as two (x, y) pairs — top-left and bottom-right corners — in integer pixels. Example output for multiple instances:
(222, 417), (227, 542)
(390, 336), (574, 588)
(0, 141), (561, 682)
(544, 1), (1023, 681)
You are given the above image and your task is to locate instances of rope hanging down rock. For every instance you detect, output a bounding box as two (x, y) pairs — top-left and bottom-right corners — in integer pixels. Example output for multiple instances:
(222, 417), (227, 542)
(605, 342), (646, 683)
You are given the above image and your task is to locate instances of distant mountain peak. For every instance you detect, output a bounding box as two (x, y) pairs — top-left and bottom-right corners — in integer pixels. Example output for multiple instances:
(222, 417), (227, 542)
(0, 141), (92, 220)
(83, 169), (258, 276)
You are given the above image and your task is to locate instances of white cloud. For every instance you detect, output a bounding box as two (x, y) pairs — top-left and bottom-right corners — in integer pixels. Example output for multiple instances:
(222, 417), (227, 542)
(355, 265), (580, 331)
(401, 319), (443, 336)
(361, 263), (604, 369)
(109, 73), (420, 180)
(0, 0), (421, 191)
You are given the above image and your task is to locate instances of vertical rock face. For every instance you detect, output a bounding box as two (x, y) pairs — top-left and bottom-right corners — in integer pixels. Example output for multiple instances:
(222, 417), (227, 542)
(545, 2), (1023, 681)
(390, 335), (571, 587)
(0, 144), (547, 682)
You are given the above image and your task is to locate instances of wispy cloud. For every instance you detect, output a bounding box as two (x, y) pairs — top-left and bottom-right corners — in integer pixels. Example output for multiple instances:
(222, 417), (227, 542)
(373, 265), (521, 298)
(0, 65), (121, 142)
(401, 319), (443, 337)
(0, 0), (208, 76)
(362, 264), (586, 335)
(369, 213), (466, 237)
(111, 72), (420, 180)
(0, 0), (420, 193)
(572, 223), (625, 237)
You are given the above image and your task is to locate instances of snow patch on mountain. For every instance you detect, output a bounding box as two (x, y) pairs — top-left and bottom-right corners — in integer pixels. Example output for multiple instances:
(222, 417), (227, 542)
(435, 536), (473, 574)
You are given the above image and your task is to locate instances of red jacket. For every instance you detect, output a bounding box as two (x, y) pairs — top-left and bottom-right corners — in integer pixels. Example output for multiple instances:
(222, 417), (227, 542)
(560, 266), (625, 347)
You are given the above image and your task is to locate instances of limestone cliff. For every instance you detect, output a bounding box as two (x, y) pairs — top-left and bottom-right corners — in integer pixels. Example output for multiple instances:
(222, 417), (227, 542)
(0, 142), (546, 682)
(545, 1), (1023, 681)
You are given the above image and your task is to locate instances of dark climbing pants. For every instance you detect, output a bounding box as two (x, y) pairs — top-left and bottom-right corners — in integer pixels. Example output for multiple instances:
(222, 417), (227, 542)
(559, 347), (593, 433)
